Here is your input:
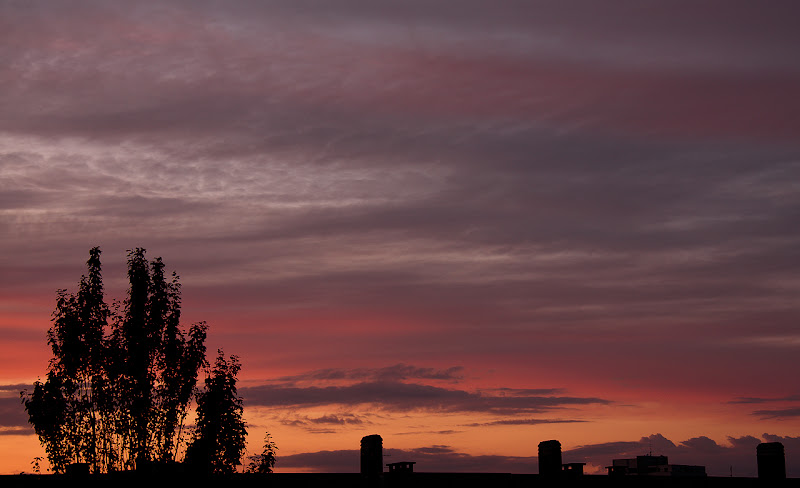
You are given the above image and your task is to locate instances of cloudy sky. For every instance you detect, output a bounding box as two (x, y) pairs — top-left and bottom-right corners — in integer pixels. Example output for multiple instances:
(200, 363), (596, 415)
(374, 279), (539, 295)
(1, 0), (799, 477)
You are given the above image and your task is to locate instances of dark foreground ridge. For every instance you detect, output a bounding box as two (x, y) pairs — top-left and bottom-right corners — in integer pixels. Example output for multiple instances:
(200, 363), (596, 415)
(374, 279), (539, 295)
(2, 436), (795, 488)
(1, 472), (799, 488)
(8, 430), (796, 487)
(4, 436), (796, 487)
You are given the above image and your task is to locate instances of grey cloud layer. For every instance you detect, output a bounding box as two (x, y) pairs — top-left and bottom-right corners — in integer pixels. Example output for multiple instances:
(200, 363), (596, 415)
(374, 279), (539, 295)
(728, 395), (800, 419)
(6, 127), (799, 343)
(276, 364), (464, 383)
(247, 365), (598, 435)
(0, 387), (32, 431)
(2, 0), (800, 418)
(752, 407), (800, 420)
(242, 380), (609, 415)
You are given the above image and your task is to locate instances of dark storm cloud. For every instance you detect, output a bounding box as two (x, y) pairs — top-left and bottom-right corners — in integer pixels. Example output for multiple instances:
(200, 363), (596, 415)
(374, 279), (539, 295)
(242, 380), (609, 414)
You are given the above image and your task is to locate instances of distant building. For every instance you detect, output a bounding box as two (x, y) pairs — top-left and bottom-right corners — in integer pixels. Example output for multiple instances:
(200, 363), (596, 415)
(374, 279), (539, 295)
(562, 462), (586, 477)
(386, 462), (415, 474)
(606, 455), (706, 477)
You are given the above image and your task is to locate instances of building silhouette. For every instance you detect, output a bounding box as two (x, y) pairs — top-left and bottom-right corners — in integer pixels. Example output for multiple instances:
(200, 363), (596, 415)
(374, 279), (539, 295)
(757, 442), (786, 480)
(386, 462), (415, 474)
(607, 455), (706, 477)
(360, 434), (383, 478)
(538, 440), (563, 477)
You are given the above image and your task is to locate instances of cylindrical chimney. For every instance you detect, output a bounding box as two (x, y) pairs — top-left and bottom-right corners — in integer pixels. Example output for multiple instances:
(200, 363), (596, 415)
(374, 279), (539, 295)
(538, 439), (562, 478)
(757, 442), (786, 480)
(361, 434), (383, 478)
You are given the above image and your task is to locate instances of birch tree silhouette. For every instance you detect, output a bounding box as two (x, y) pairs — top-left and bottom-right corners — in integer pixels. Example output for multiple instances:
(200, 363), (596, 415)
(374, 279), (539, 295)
(21, 248), (208, 473)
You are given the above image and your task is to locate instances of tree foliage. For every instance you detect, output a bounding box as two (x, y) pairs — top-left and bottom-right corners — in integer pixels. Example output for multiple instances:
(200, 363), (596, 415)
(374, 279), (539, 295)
(21, 248), (208, 473)
(246, 432), (278, 474)
(185, 350), (247, 474)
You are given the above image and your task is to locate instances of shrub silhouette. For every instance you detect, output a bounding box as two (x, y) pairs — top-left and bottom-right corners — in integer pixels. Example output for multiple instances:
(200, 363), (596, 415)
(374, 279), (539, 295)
(185, 350), (247, 474)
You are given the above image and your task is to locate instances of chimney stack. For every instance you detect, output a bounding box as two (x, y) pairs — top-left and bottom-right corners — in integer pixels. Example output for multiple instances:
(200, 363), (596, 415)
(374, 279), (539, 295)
(361, 434), (383, 478)
(538, 440), (562, 478)
(757, 442), (786, 480)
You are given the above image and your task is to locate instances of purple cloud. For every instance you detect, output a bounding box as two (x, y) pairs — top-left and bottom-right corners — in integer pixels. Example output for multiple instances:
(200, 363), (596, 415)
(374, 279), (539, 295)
(0, 386), (34, 432)
(394, 430), (464, 436)
(278, 446), (536, 473)
(752, 408), (800, 419)
(242, 379), (609, 415)
(462, 418), (586, 427)
(566, 433), (800, 477)
(280, 414), (369, 432)
(0, 428), (33, 437)
(2, 0), (800, 476)
(730, 395), (800, 404)
(277, 364), (464, 384)
(0, 396), (31, 430)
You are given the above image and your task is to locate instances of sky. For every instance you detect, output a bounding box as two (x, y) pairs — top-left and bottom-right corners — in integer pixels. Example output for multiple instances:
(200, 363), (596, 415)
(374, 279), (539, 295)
(1, 0), (800, 477)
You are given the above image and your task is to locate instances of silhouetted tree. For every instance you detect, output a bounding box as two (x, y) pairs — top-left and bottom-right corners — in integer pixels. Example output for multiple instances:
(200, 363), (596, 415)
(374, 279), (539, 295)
(185, 350), (247, 475)
(21, 248), (208, 473)
(21, 248), (109, 473)
(108, 249), (208, 466)
(246, 432), (278, 474)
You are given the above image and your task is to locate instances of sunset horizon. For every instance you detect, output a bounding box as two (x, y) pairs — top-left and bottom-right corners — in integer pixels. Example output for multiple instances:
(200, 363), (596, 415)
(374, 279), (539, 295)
(1, 0), (799, 478)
